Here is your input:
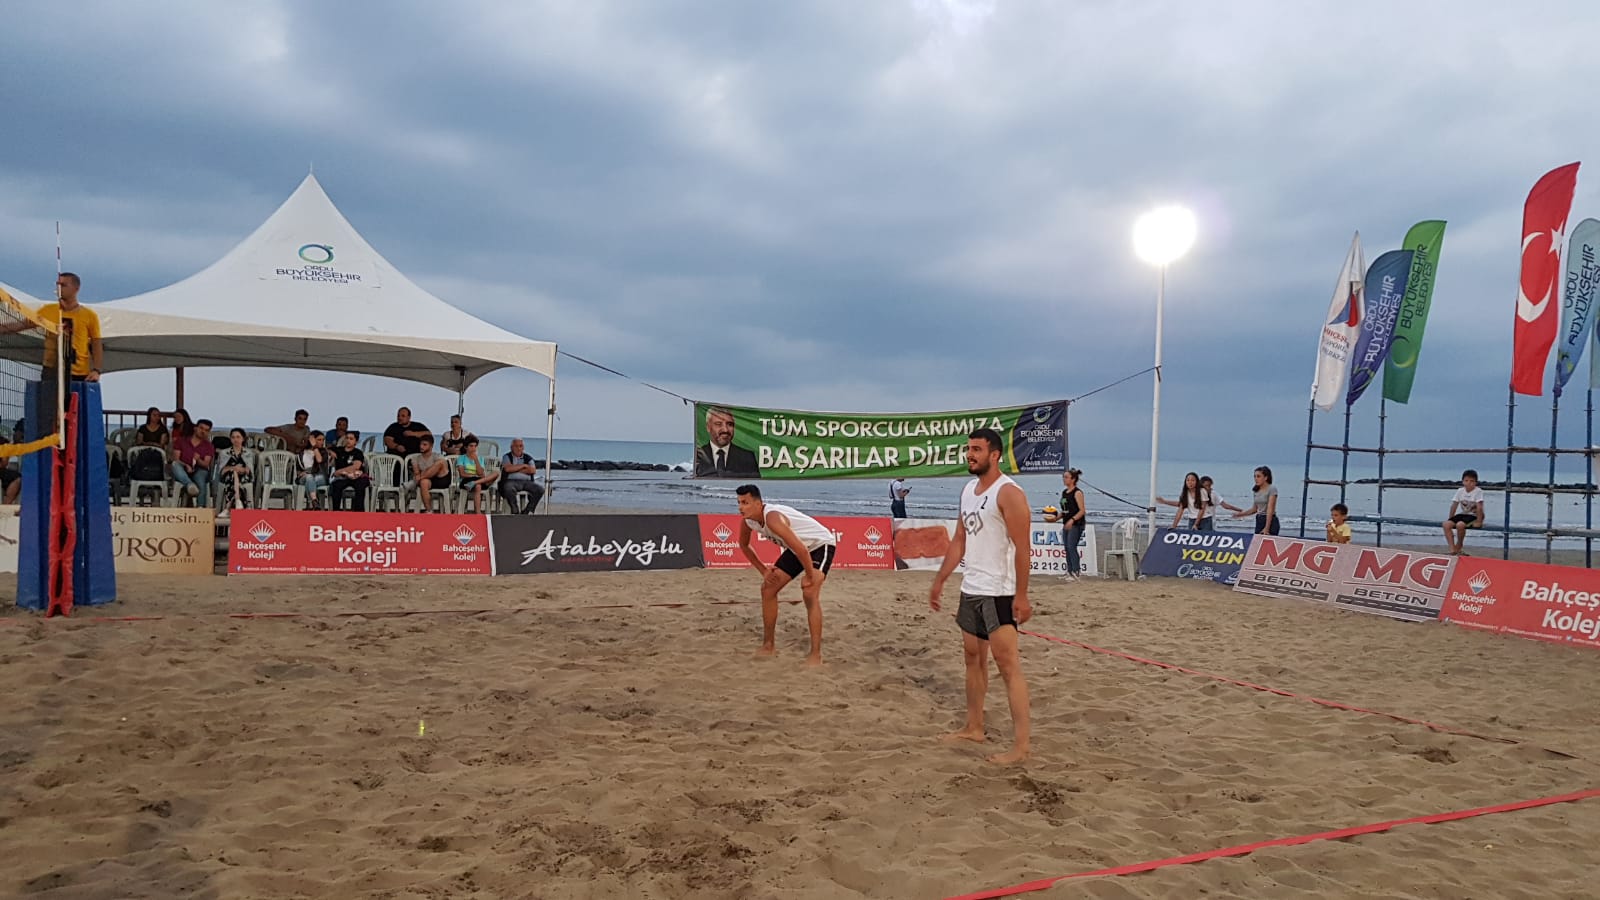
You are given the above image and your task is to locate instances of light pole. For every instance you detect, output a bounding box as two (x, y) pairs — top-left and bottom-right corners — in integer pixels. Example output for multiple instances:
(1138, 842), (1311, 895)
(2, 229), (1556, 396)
(1133, 205), (1197, 543)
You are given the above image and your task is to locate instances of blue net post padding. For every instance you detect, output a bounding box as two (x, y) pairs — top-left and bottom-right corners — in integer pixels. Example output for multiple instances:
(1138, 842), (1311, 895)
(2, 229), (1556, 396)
(73, 384), (114, 606)
(17, 381), (116, 611)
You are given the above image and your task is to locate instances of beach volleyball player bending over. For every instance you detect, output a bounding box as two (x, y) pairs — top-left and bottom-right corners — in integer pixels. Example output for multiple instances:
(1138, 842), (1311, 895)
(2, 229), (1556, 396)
(736, 485), (837, 666)
(929, 428), (1033, 765)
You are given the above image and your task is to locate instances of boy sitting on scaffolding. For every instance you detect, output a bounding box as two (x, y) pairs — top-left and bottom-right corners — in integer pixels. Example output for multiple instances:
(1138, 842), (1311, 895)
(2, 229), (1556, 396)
(1442, 469), (1485, 556)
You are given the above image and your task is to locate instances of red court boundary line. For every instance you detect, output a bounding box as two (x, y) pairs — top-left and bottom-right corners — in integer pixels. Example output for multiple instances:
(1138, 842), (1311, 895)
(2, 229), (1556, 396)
(943, 787), (1600, 900)
(1021, 628), (1534, 748)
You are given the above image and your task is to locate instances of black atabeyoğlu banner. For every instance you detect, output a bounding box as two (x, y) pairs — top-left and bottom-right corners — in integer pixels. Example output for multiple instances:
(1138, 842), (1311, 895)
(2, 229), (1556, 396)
(490, 515), (705, 574)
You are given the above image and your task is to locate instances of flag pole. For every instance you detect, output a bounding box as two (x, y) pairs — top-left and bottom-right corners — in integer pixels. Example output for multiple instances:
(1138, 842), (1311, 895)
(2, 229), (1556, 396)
(1340, 402), (1352, 508)
(1505, 386), (1515, 560)
(1298, 397), (1314, 539)
(1377, 397), (1388, 547)
(1588, 386), (1594, 568)
(1548, 387), (1560, 564)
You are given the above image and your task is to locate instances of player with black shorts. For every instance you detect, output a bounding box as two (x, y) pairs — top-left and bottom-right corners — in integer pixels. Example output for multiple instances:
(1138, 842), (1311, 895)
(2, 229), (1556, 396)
(736, 484), (836, 666)
(929, 428), (1034, 765)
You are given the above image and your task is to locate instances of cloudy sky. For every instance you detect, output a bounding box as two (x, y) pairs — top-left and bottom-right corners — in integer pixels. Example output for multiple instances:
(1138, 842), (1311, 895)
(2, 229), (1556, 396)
(4, 1), (1600, 467)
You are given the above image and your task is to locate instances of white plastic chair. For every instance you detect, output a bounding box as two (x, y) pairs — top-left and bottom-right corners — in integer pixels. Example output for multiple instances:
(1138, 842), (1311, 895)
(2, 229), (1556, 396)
(107, 427), (139, 451)
(478, 439), (500, 461)
(365, 452), (404, 511)
(125, 445), (169, 507)
(359, 434), (379, 454)
(1105, 517), (1143, 581)
(402, 452), (452, 513)
(256, 450), (301, 510)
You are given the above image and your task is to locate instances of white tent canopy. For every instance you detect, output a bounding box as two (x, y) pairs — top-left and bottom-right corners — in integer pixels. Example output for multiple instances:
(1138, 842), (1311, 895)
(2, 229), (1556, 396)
(0, 174), (560, 494)
(91, 173), (556, 391)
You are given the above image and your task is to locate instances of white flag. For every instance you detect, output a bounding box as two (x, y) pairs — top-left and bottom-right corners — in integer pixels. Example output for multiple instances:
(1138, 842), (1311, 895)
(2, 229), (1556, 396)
(1311, 232), (1365, 411)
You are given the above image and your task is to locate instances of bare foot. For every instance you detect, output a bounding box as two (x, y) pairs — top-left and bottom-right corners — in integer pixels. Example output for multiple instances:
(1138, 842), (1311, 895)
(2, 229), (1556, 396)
(941, 728), (986, 744)
(803, 654), (823, 667)
(986, 748), (1030, 766)
(753, 647), (777, 659)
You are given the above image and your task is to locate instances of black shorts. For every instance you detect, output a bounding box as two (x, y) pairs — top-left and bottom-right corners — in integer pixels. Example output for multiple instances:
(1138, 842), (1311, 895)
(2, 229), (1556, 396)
(957, 593), (1017, 640)
(0, 468), (17, 488)
(1449, 514), (1480, 527)
(773, 544), (836, 579)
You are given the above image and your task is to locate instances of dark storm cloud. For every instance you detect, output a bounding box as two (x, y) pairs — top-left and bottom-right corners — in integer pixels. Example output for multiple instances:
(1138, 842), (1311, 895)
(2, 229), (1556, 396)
(3, 0), (1600, 457)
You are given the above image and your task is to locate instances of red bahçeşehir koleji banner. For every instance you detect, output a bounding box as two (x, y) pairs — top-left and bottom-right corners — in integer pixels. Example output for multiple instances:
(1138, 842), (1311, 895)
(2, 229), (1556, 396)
(1441, 556), (1600, 649)
(1511, 161), (1580, 396)
(698, 514), (894, 570)
(229, 510), (492, 575)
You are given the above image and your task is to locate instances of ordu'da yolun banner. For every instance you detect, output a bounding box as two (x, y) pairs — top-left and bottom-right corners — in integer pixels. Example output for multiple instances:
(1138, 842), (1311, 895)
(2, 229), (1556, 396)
(690, 400), (1068, 479)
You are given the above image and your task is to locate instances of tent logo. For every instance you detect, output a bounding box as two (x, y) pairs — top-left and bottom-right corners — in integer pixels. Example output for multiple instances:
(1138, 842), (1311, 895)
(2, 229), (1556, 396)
(298, 243), (334, 264)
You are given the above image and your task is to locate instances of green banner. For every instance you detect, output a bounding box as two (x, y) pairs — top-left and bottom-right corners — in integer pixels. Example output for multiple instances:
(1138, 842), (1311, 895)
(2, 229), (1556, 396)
(1382, 219), (1447, 403)
(691, 400), (1069, 479)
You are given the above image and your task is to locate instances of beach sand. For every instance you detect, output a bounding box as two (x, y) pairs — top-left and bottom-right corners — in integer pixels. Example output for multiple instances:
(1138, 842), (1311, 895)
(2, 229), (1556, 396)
(2, 569), (1598, 899)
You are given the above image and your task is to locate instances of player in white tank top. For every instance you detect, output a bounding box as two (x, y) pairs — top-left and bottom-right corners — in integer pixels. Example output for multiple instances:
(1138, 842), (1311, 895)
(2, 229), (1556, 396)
(928, 429), (1033, 765)
(735, 484), (836, 666)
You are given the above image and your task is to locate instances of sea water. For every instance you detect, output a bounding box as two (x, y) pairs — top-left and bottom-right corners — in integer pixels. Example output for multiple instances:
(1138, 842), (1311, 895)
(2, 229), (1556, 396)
(498, 438), (1590, 550)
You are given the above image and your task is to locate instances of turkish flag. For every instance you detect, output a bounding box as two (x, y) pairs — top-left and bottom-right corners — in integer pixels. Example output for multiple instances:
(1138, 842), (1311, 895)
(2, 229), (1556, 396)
(1512, 162), (1581, 395)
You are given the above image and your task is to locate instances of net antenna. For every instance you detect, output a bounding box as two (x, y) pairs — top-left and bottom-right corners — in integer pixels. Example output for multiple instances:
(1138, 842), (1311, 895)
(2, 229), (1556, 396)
(55, 221), (64, 450)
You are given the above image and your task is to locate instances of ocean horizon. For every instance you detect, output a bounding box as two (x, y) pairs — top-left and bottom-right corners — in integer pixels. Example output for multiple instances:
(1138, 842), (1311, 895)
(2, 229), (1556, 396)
(478, 437), (1600, 553)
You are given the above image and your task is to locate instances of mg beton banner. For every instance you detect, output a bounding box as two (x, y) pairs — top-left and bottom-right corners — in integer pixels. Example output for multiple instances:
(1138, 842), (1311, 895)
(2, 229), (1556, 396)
(1235, 538), (1459, 624)
(1139, 528), (1254, 585)
(1234, 536), (1345, 603)
(690, 401), (1067, 479)
(228, 510), (491, 575)
(699, 514), (893, 570)
(1333, 545), (1456, 622)
(1030, 526), (1099, 577)
(1442, 557), (1600, 649)
(113, 507), (214, 575)
(491, 515), (704, 574)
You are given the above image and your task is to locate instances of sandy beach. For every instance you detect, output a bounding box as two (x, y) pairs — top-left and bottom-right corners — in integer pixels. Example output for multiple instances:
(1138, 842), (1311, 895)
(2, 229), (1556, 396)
(2, 567), (1598, 899)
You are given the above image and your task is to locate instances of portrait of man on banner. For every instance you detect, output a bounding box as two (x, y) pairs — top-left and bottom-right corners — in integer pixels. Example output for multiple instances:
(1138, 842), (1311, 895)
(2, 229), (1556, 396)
(694, 406), (761, 478)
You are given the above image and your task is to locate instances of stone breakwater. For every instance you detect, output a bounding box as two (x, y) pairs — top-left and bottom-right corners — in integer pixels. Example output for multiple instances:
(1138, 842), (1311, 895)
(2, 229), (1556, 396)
(537, 459), (686, 473)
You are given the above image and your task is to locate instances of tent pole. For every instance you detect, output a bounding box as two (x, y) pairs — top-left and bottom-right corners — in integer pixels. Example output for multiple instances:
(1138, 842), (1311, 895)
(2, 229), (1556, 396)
(455, 366), (466, 417)
(544, 377), (556, 506)
(175, 367), (185, 410)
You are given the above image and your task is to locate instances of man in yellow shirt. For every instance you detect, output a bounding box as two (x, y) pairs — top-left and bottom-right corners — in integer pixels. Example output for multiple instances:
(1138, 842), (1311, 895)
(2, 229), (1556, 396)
(37, 272), (102, 382)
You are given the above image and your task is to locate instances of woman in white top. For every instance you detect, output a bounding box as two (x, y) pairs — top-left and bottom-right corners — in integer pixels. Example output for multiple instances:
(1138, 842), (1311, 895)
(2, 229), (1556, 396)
(1170, 472), (1209, 530)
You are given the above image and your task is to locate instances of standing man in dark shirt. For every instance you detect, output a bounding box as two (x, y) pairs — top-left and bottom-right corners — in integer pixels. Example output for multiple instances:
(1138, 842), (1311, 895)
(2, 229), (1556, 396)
(329, 431), (370, 511)
(382, 406), (429, 486)
(383, 407), (430, 456)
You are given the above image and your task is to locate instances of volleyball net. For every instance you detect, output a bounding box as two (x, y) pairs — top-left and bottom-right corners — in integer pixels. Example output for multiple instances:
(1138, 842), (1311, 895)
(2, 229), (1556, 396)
(0, 284), (63, 455)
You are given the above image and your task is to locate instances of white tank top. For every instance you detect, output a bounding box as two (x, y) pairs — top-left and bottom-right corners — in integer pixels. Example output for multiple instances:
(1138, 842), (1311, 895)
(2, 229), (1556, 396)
(746, 503), (835, 551)
(959, 474), (1019, 596)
